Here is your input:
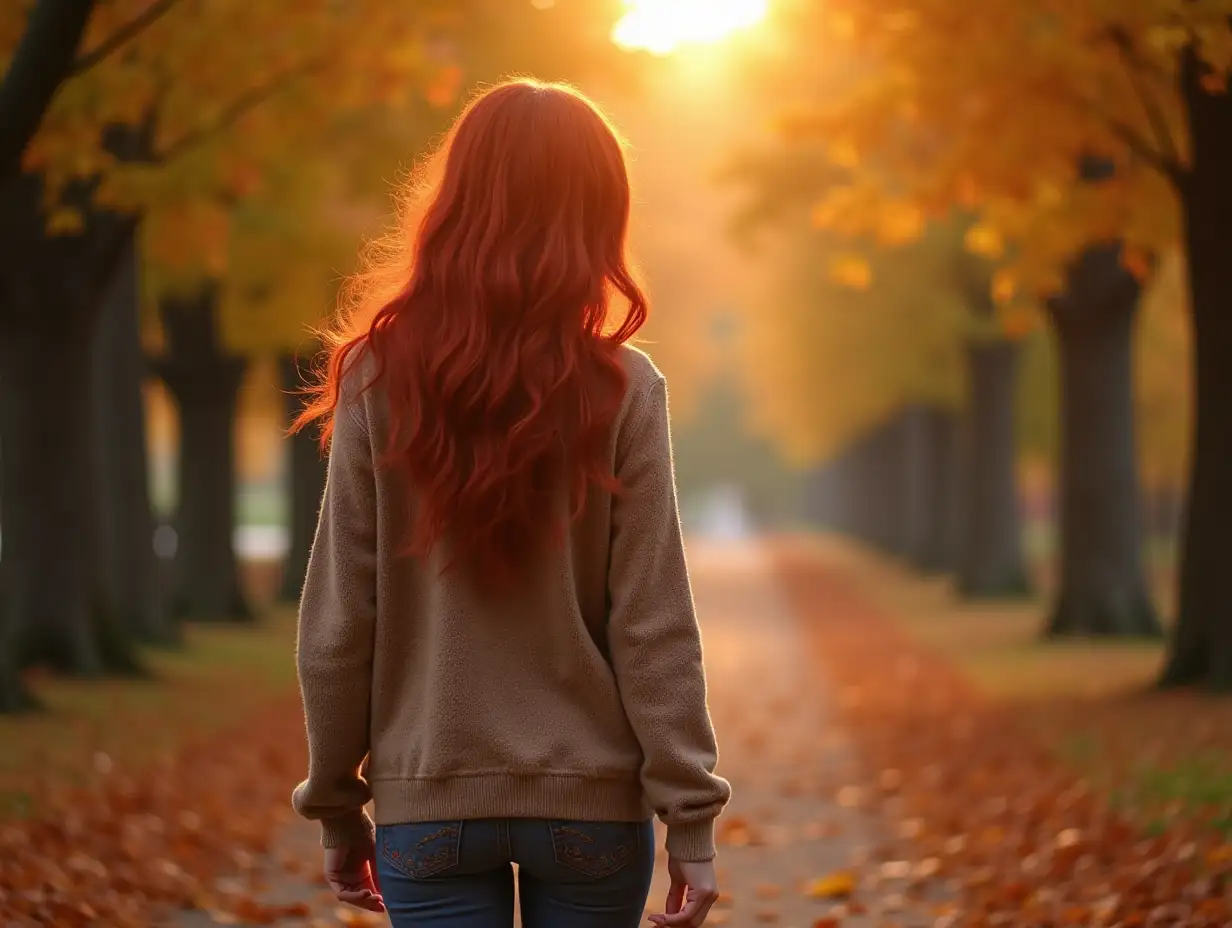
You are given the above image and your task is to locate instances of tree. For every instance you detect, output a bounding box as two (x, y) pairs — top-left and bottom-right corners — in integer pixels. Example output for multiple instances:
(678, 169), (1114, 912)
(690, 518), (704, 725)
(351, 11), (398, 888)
(1135, 249), (1191, 546)
(1165, 41), (1232, 686)
(0, 0), (457, 693)
(768, 3), (1231, 654)
(93, 231), (171, 643)
(723, 137), (1034, 592)
(0, 0), (92, 184)
(278, 351), (327, 602)
(1044, 239), (1160, 636)
(150, 281), (256, 620)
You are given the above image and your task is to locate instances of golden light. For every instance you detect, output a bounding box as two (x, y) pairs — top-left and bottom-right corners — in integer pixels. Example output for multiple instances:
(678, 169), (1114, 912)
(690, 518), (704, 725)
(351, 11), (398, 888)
(612, 0), (769, 55)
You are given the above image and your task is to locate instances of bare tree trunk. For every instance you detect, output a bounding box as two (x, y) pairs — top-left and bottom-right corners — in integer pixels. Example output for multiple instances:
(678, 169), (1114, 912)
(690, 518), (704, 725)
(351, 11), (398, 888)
(278, 352), (327, 602)
(150, 284), (253, 622)
(92, 234), (174, 643)
(1161, 46), (1232, 688)
(902, 404), (960, 573)
(0, 291), (141, 676)
(957, 338), (1030, 598)
(1044, 244), (1160, 637)
(0, 0), (95, 184)
(0, 175), (142, 701)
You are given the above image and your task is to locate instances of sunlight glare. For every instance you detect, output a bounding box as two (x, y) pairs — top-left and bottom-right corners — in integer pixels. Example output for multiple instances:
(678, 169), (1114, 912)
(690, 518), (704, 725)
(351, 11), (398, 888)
(612, 0), (769, 55)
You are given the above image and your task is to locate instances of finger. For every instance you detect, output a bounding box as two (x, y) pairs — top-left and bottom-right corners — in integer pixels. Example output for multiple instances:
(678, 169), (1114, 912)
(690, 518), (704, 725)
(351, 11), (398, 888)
(649, 882), (686, 926)
(327, 872), (368, 892)
(665, 880), (686, 915)
(690, 894), (717, 926)
(655, 892), (715, 927)
(337, 888), (387, 913)
(365, 849), (382, 894)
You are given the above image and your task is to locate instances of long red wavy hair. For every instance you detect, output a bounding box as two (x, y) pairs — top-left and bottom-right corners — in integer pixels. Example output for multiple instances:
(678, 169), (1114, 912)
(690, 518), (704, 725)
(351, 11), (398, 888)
(294, 79), (648, 587)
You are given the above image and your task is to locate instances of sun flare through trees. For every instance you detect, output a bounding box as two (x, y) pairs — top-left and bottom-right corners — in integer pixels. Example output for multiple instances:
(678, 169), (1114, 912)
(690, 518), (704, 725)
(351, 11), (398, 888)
(612, 0), (769, 54)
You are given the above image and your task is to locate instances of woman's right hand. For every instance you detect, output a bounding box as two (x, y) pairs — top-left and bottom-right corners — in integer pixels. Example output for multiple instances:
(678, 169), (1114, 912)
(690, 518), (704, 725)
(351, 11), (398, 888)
(650, 857), (720, 926)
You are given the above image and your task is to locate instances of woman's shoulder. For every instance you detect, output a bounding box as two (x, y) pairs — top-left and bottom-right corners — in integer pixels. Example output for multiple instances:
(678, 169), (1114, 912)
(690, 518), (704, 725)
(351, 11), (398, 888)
(617, 342), (666, 393)
(613, 344), (669, 444)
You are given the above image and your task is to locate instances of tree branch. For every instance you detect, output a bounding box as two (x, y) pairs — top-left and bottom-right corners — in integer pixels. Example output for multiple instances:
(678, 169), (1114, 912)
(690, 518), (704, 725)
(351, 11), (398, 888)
(72, 0), (185, 75)
(1107, 26), (1187, 185)
(1067, 87), (1186, 188)
(156, 56), (324, 163)
(0, 0), (96, 185)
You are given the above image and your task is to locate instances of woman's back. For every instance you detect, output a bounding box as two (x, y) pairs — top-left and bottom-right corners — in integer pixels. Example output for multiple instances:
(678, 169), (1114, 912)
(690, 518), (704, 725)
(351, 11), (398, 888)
(290, 80), (729, 928)
(298, 344), (720, 833)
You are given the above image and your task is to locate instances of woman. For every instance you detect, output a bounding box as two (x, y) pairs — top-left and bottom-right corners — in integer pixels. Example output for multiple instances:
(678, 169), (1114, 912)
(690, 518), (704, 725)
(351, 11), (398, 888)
(291, 79), (730, 928)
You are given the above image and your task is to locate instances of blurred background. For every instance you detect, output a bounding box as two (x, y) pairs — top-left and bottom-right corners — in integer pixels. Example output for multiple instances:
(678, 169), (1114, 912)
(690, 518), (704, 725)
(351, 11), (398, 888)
(2, 0), (1231, 922)
(73, 1), (1197, 653)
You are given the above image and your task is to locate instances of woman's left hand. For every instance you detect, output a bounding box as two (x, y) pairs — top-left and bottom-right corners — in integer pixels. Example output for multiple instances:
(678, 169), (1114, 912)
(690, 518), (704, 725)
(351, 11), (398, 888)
(324, 838), (386, 913)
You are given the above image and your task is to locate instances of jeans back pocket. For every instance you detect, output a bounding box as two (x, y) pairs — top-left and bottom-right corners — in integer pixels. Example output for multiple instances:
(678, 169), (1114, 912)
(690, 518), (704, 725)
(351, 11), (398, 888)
(378, 821), (463, 879)
(549, 820), (641, 878)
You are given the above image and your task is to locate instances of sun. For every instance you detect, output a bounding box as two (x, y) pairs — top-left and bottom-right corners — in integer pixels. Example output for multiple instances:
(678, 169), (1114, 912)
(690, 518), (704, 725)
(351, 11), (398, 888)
(612, 0), (769, 55)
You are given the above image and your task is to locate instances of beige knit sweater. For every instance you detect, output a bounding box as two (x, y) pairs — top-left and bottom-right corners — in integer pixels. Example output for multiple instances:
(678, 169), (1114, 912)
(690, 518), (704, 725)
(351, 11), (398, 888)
(291, 345), (730, 862)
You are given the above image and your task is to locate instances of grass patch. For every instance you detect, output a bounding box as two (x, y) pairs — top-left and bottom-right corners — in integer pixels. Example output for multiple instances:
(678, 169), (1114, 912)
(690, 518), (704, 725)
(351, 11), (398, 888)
(809, 533), (1232, 838)
(833, 545), (1168, 702)
(0, 610), (298, 820)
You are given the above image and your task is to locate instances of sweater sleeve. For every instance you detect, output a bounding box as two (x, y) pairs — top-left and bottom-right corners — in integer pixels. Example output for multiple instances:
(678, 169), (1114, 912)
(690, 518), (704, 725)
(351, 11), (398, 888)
(607, 377), (732, 861)
(290, 392), (378, 849)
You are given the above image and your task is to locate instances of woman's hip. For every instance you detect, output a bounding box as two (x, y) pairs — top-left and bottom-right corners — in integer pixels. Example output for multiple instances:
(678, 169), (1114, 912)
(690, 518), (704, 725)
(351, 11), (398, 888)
(375, 818), (656, 928)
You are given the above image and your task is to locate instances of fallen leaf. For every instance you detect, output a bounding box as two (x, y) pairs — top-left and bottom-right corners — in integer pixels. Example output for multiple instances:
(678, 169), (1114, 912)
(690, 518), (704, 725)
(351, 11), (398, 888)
(334, 907), (385, 926)
(805, 871), (857, 900)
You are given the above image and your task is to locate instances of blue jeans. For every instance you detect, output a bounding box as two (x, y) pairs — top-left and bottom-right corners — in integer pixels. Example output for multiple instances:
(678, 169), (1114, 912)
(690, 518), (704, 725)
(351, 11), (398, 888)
(375, 818), (656, 928)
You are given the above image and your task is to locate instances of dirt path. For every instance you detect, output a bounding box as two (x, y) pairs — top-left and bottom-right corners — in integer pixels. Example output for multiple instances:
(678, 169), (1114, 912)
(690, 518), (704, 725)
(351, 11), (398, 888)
(170, 538), (904, 927)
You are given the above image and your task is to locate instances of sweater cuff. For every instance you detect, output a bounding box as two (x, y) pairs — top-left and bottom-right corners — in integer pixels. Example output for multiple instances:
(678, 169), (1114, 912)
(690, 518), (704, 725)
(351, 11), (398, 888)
(665, 820), (716, 861)
(319, 809), (376, 848)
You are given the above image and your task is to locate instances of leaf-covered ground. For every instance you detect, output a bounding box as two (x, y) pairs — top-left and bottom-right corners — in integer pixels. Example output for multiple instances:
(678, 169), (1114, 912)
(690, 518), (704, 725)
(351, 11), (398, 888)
(184, 540), (914, 927)
(5, 537), (1232, 927)
(773, 535), (1232, 927)
(0, 615), (313, 927)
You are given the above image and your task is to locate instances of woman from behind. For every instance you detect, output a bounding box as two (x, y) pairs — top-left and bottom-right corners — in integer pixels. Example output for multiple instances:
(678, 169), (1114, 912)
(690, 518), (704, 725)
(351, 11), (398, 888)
(290, 79), (730, 928)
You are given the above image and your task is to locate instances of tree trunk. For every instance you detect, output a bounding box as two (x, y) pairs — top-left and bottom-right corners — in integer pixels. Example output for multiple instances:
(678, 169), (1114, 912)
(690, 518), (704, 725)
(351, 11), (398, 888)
(939, 405), (966, 574)
(0, 476), (35, 710)
(278, 352), (327, 602)
(848, 428), (882, 548)
(1160, 51), (1232, 688)
(0, 305), (141, 675)
(0, 0), (96, 184)
(808, 442), (859, 534)
(1044, 246), (1160, 637)
(833, 444), (860, 537)
(859, 420), (898, 555)
(902, 404), (959, 573)
(804, 459), (837, 528)
(957, 338), (1030, 598)
(151, 286), (253, 622)
(879, 413), (912, 559)
(1146, 485), (1184, 542)
(92, 235), (174, 643)
(0, 176), (142, 696)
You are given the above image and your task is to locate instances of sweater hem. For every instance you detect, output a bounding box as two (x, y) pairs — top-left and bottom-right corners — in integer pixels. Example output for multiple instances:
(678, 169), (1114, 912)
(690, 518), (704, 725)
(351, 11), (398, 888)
(370, 773), (652, 825)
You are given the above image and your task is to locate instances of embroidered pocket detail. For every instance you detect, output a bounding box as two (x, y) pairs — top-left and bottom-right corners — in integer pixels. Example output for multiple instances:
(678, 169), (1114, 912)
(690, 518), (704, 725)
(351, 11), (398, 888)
(549, 820), (639, 878)
(379, 821), (463, 879)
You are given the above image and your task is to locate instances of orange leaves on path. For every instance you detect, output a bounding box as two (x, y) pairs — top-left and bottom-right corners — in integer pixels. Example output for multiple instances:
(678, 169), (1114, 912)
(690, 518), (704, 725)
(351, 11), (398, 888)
(771, 537), (1232, 927)
(0, 697), (308, 927)
(805, 871), (857, 900)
